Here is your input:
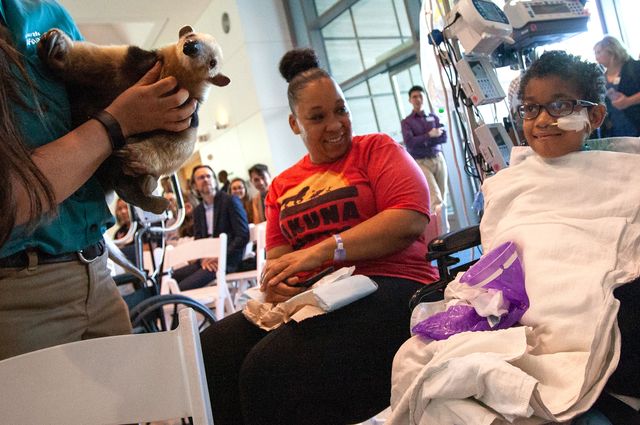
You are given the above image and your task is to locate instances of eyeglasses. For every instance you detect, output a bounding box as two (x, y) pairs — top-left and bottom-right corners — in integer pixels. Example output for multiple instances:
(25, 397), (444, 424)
(517, 100), (598, 120)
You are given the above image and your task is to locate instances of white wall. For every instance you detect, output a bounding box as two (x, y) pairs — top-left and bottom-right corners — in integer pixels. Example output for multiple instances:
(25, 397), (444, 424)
(194, 0), (306, 182)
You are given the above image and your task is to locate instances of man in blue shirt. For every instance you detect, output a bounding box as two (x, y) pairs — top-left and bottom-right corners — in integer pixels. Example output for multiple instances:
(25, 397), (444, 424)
(0, 0), (197, 360)
(401, 85), (449, 231)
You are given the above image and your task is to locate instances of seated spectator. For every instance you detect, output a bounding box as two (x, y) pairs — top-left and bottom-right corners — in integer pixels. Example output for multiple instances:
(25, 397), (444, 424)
(199, 48), (438, 425)
(185, 177), (201, 207)
(218, 169), (230, 193)
(171, 165), (249, 290)
(163, 192), (180, 245)
(178, 198), (195, 238)
(113, 198), (132, 240)
(160, 175), (174, 195)
(229, 177), (255, 224)
(112, 198), (137, 264)
(248, 163), (271, 223)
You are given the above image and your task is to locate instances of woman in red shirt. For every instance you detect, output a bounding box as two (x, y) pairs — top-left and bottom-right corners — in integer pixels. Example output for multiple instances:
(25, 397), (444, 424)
(200, 48), (438, 425)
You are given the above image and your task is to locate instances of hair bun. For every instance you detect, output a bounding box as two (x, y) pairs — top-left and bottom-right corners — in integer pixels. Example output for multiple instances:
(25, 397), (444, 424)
(279, 48), (320, 83)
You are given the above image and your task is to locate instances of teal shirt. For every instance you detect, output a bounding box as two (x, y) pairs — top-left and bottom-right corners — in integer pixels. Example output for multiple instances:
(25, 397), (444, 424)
(0, 0), (114, 257)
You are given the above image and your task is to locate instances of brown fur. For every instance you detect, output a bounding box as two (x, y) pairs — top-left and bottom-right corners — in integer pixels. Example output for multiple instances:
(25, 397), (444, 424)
(36, 26), (230, 213)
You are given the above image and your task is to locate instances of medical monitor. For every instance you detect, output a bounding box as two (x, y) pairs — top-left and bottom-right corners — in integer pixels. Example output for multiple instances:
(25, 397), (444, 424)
(445, 0), (513, 56)
(504, 0), (588, 29)
(474, 0), (510, 24)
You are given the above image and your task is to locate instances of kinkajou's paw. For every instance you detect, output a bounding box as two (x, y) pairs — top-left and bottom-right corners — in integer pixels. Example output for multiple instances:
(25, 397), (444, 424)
(140, 175), (158, 196)
(37, 28), (72, 71)
(139, 196), (170, 215)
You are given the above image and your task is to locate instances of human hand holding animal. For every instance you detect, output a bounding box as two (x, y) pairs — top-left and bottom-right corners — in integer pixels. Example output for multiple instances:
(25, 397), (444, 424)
(106, 62), (197, 137)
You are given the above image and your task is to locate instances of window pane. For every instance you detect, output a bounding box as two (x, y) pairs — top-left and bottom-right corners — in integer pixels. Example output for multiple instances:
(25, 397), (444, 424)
(314, 0), (340, 16)
(617, 0), (640, 57)
(321, 11), (355, 38)
(325, 39), (363, 83)
(360, 38), (407, 68)
(394, 68), (413, 93)
(352, 0), (400, 37)
(373, 94), (401, 140)
(394, 0), (412, 38)
(368, 73), (393, 95)
(344, 81), (370, 98)
(392, 69), (414, 117)
(409, 65), (423, 86)
(348, 97), (378, 135)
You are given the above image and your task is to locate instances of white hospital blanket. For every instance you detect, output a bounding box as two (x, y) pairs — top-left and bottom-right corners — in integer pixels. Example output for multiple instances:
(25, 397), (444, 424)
(390, 144), (640, 424)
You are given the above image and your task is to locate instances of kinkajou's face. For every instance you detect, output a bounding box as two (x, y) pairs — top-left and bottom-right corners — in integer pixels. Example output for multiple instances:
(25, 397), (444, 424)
(176, 31), (229, 91)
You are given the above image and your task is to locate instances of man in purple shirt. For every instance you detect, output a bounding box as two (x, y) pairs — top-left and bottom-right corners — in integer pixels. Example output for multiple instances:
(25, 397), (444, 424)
(401, 85), (449, 231)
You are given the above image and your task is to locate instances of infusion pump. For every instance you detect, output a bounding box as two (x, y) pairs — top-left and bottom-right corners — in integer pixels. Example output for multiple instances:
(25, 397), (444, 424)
(474, 123), (514, 173)
(456, 55), (506, 106)
(504, 0), (588, 29)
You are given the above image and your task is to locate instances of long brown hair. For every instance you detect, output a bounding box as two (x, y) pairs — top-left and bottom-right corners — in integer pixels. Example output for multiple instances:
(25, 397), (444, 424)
(230, 177), (254, 223)
(0, 26), (56, 247)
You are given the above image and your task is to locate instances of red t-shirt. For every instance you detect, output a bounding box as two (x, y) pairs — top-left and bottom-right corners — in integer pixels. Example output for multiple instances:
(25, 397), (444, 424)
(265, 133), (439, 285)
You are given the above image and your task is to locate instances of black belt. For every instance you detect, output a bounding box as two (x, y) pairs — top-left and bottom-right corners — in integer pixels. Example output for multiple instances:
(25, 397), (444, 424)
(0, 240), (105, 268)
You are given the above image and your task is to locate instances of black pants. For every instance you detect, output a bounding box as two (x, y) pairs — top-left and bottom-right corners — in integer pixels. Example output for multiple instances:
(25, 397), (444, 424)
(605, 275), (640, 397)
(199, 276), (423, 425)
(173, 263), (215, 291)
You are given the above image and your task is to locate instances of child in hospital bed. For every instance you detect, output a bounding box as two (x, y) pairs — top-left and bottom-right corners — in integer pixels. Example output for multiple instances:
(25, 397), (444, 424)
(388, 51), (640, 425)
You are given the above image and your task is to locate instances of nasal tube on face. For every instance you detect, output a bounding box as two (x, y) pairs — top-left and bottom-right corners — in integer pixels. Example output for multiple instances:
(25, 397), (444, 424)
(554, 108), (590, 132)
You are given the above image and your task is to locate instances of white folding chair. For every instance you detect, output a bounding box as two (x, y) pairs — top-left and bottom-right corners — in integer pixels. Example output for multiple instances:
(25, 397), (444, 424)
(0, 308), (212, 425)
(241, 223), (257, 261)
(226, 221), (267, 304)
(161, 234), (235, 320)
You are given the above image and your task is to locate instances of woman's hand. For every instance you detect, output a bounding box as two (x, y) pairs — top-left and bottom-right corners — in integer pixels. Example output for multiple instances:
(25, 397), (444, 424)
(263, 281), (308, 303)
(612, 93), (632, 110)
(105, 62), (198, 137)
(260, 245), (327, 292)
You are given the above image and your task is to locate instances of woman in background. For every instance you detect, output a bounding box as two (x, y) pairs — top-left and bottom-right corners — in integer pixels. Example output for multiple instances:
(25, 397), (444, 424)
(594, 35), (640, 136)
(229, 177), (255, 224)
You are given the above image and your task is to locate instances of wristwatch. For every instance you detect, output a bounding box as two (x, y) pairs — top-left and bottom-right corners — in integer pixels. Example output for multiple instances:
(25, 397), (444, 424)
(92, 109), (126, 151)
(333, 234), (346, 262)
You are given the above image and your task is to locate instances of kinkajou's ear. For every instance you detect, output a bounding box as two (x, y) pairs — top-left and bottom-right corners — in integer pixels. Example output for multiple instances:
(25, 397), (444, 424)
(210, 73), (231, 87)
(179, 26), (194, 38)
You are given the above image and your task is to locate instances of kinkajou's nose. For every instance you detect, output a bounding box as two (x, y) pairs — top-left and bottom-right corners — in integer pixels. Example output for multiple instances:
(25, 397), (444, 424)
(183, 40), (200, 57)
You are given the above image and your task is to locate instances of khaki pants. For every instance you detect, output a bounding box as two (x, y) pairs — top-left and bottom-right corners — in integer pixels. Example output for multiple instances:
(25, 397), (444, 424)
(415, 152), (449, 231)
(0, 250), (132, 360)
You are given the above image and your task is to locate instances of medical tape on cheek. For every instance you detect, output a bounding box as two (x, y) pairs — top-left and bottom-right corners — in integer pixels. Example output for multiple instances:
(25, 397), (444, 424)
(554, 108), (590, 132)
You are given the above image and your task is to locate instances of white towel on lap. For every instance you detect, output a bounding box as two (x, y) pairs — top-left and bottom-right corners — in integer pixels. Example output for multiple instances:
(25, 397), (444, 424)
(390, 141), (640, 424)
